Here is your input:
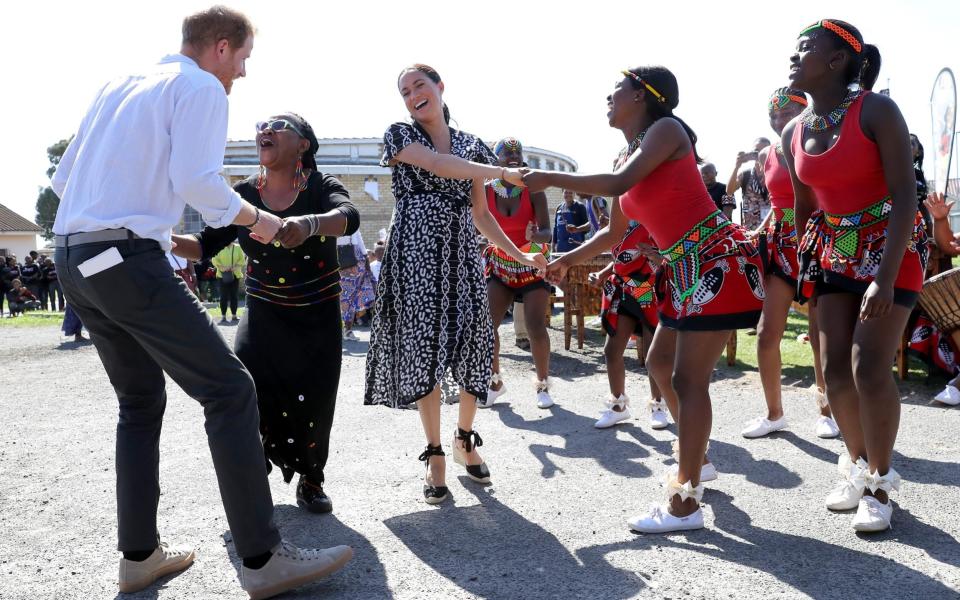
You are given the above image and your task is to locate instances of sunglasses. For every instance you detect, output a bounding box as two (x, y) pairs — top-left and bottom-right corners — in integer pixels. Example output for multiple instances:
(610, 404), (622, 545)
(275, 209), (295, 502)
(256, 119), (305, 137)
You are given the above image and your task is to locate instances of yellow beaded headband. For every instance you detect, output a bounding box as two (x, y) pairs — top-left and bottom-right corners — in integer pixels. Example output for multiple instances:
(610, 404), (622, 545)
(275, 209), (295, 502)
(621, 70), (668, 104)
(799, 20), (862, 54)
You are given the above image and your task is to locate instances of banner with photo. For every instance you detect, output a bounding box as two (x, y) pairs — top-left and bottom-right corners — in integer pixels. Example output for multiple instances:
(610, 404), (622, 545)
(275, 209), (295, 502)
(930, 68), (957, 198)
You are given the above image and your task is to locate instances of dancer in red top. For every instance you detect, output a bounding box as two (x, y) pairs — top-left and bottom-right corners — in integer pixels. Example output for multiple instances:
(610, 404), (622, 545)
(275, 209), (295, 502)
(589, 147), (666, 430)
(480, 137), (555, 409)
(526, 66), (764, 533)
(782, 20), (927, 532)
(741, 87), (839, 441)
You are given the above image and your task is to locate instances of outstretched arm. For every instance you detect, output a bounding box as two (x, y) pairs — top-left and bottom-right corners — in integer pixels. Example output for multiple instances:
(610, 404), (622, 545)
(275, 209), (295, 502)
(521, 118), (689, 196)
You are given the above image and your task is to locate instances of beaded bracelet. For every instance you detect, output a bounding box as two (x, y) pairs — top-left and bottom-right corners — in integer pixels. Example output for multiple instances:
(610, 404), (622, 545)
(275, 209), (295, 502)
(240, 206), (261, 229)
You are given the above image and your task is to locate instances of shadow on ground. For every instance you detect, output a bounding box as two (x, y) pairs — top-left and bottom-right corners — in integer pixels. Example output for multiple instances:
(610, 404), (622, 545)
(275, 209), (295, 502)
(383, 480), (645, 599)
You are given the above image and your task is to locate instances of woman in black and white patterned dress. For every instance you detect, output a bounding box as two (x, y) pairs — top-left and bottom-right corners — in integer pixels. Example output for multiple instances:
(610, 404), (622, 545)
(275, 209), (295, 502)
(365, 64), (546, 504)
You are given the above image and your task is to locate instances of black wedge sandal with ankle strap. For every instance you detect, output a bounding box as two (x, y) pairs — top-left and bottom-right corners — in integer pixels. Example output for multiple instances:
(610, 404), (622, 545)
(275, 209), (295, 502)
(419, 444), (449, 504)
(453, 427), (491, 484)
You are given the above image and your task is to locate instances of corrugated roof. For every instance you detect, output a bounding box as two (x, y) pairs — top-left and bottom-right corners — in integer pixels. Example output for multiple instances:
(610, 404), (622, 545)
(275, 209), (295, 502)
(0, 203), (42, 233)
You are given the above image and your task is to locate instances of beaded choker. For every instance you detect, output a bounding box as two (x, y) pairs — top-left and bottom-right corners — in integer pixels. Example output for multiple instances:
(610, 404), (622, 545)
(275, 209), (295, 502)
(490, 178), (523, 199)
(800, 90), (862, 132)
(615, 128), (648, 169)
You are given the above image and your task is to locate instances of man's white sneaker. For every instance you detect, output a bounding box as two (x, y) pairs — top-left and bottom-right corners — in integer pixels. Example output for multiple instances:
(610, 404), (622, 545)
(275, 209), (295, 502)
(478, 374), (506, 409)
(628, 503), (704, 533)
(118, 542), (195, 593)
(241, 541), (353, 600)
(535, 379), (554, 409)
(595, 394), (632, 428)
(625, 336), (637, 349)
(851, 496), (893, 532)
(741, 416), (788, 438)
(649, 399), (670, 430)
(934, 384), (960, 406)
(814, 415), (841, 438)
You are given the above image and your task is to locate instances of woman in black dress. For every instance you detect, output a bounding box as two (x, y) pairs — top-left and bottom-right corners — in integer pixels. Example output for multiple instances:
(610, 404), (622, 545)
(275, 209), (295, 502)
(174, 113), (358, 513)
(365, 64), (546, 504)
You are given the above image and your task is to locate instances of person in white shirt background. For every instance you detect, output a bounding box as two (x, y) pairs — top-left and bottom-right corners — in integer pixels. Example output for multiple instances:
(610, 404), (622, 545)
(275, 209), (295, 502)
(50, 6), (352, 598)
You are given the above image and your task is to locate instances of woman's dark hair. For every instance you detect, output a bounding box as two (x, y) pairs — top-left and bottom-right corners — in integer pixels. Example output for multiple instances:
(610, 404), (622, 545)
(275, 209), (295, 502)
(812, 20), (881, 90)
(272, 112), (319, 171)
(398, 64), (450, 124)
(910, 133), (925, 170)
(625, 65), (702, 163)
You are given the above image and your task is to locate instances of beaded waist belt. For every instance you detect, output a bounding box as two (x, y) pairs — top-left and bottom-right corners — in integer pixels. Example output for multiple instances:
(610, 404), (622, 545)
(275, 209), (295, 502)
(823, 196), (892, 231)
(659, 211), (731, 302)
(773, 207), (796, 226)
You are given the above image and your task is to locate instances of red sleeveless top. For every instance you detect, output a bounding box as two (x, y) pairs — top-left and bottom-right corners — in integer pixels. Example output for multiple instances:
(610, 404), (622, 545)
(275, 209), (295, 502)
(763, 146), (795, 210)
(791, 92), (888, 214)
(486, 186), (534, 247)
(619, 151), (718, 249)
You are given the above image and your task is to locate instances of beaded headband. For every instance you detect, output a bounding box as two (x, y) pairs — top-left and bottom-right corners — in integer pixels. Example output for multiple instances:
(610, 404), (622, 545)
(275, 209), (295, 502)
(621, 70), (668, 105)
(494, 137), (522, 155)
(799, 20), (862, 54)
(768, 91), (808, 112)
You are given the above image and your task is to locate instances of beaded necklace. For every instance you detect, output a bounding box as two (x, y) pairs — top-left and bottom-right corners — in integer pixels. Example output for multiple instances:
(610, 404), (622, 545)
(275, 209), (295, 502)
(490, 178), (524, 199)
(800, 89), (862, 132)
(615, 128), (648, 169)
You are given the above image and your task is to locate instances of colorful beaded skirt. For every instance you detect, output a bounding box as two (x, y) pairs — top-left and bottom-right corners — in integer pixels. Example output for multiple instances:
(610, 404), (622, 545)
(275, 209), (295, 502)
(767, 206), (799, 286)
(600, 266), (659, 336)
(483, 241), (551, 294)
(796, 197), (928, 304)
(657, 211), (765, 331)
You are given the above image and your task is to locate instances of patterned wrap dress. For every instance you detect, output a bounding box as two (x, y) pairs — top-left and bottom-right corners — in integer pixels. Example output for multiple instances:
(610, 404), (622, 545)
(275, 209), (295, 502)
(365, 122), (499, 407)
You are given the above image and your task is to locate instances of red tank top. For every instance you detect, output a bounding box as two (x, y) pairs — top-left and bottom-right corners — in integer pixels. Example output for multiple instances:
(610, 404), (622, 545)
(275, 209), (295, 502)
(486, 185), (534, 247)
(619, 151), (718, 249)
(763, 146), (795, 210)
(791, 92), (888, 214)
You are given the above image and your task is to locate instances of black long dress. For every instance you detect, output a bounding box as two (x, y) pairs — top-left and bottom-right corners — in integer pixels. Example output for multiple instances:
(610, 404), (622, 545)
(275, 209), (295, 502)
(198, 171), (359, 483)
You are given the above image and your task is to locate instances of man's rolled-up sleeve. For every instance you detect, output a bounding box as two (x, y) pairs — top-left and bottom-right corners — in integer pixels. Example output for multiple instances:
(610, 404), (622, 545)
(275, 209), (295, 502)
(169, 85), (243, 228)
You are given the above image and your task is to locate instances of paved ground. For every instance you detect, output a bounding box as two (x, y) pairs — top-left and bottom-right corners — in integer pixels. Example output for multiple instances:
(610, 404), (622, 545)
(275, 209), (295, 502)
(1, 321), (958, 600)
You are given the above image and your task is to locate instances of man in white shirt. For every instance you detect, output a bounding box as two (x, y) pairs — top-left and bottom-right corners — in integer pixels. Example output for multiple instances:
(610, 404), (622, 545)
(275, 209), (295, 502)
(51, 6), (352, 598)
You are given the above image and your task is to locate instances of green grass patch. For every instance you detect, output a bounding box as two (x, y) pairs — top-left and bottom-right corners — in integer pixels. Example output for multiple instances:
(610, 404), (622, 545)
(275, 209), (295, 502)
(0, 311), (67, 328)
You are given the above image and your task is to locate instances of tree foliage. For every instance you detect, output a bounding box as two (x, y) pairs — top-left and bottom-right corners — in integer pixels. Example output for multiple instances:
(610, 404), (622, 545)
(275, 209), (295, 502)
(35, 137), (72, 239)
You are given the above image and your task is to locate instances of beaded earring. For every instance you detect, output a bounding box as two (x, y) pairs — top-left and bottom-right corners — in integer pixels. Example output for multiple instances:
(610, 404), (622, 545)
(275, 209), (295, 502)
(294, 157), (309, 192)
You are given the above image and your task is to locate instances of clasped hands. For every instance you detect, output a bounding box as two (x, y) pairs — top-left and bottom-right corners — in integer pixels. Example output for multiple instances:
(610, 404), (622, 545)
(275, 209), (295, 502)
(501, 167), (550, 193)
(249, 213), (312, 249)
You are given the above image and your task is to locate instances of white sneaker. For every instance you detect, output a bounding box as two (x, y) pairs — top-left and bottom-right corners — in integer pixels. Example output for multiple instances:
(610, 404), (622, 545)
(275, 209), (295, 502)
(668, 462), (718, 483)
(625, 336), (637, 349)
(478, 374), (506, 409)
(815, 415), (841, 438)
(741, 416), (788, 438)
(118, 542), (195, 593)
(535, 379), (554, 409)
(595, 394), (632, 428)
(587, 316), (602, 327)
(649, 399), (670, 430)
(934, 384), (960, 406)
(628, 503), (704, 533)
(851, 496), (893, 532)
(241, 541), (353, 600)
(825, 455), (866, 511)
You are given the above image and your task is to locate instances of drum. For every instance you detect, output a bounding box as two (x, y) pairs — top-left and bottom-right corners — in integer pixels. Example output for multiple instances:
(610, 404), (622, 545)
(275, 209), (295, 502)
(918, 266), (960, 334)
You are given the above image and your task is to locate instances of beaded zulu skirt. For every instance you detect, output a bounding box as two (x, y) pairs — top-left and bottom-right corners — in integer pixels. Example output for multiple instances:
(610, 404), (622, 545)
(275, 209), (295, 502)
(483, 241), (551, 295)
(600, 224), (658, 335)
(796, 197), (928, 306)
(767, 207), (799, 287)
(656, 211), (765, 331)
